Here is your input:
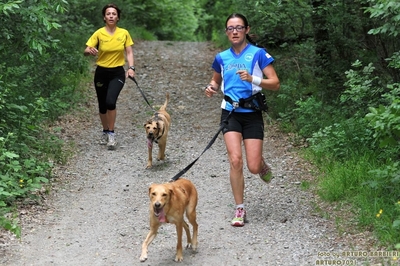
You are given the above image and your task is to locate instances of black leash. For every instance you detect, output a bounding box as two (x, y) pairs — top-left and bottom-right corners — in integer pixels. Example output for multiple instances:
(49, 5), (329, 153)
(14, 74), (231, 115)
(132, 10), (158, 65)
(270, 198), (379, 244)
(128, 76), (155, 112)
(129, 74), (234, 182)
(169, 110), (234, 182)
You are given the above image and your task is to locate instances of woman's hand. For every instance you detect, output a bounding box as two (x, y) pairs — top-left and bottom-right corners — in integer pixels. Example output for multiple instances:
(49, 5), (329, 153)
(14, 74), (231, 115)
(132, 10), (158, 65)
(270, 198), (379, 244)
(236, 70), (252, 82)
(84, 46), (98, 56)
(205, 84), (218, 98)
(126, 68), (135, 78)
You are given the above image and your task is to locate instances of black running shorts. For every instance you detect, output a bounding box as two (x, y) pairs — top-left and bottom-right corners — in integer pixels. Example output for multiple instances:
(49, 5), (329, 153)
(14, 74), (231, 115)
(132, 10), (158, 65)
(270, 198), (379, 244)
(220, 109), (264, 140)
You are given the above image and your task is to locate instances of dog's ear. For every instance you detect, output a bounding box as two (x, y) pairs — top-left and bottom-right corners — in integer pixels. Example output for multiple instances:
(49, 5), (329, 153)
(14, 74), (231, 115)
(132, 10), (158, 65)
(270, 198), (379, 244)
(157, 121), (164, 129)
(148, 185), (154, 196)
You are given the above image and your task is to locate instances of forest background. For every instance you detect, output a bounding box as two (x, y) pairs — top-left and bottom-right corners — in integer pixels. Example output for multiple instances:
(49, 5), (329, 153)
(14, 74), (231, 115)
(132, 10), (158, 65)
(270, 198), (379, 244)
(0, 0), (399, 251)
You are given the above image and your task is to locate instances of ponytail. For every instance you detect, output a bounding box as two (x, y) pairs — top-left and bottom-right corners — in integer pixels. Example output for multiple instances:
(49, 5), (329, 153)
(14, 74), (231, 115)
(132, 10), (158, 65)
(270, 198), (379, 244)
(246, 34), (265, 49)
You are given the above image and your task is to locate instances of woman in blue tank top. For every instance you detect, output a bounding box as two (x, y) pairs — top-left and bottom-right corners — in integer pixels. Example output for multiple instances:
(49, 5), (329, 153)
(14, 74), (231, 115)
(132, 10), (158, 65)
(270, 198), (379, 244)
(205, 13), (280, 227)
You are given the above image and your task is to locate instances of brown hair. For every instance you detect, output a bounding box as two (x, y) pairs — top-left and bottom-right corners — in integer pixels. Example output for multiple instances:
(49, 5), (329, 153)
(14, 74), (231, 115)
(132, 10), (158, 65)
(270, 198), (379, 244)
(226, 13), (264, 49)
(102, 3), (121, 19)
(225, 13), (249, 28)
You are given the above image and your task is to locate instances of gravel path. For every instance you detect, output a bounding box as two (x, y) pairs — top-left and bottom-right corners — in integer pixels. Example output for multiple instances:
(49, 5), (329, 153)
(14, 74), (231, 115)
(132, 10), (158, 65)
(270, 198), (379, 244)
(0, 41), (380, 266)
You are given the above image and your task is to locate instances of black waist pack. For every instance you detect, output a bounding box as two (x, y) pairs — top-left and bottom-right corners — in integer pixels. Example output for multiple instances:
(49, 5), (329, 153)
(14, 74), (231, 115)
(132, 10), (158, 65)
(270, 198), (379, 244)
(224, 92), (268, 112)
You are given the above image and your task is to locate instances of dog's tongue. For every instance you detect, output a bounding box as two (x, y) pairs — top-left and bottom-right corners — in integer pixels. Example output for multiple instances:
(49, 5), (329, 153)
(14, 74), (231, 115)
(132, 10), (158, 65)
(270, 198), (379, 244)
(158, 209), (166, 223)
(147, 138), (153, 149)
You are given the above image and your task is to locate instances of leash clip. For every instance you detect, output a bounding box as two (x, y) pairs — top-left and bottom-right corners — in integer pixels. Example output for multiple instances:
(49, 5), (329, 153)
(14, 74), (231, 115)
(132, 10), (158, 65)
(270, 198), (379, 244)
(232, 101), (239, 109)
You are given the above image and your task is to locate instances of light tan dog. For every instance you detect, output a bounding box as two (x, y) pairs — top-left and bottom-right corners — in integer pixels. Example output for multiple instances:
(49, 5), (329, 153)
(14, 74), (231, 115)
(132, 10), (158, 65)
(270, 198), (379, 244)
(144, 93), (171, 169)
(139, 178), (198, 262)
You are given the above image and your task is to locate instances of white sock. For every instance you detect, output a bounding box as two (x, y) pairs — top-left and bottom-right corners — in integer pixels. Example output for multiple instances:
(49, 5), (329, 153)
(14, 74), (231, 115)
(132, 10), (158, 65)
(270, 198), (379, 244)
(236, 204), (244, 210)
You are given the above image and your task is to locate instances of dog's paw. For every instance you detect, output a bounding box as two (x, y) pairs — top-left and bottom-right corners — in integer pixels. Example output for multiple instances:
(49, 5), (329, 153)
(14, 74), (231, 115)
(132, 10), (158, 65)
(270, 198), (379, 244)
(139, 250), (148, 262)
(186, 243), (197, 251)
(174, 256), (183, 262)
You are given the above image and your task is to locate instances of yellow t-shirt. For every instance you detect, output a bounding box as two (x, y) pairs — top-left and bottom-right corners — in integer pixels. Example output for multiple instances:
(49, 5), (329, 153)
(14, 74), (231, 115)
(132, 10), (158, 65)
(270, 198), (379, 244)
(86, 27), (134, 68)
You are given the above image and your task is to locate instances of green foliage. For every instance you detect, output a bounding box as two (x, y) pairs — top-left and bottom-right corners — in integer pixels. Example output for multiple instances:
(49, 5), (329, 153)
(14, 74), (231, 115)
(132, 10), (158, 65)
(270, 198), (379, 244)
(366, 163), (400, 245)
(270, 80), (303, 127)
(366, 0), (400, 37)
(263, 0), (400, 248)
(236, 0), (313, 47)
(120, 0), (201, 41)
(365, 162), (400, 194)
(0, 0), (22, 15)
(366, 86), (400, 149)
(0, 0), (89, 235)
(387, 51), (400, 69)
(311, 150), (400, 246)
(292, 96), (337, 138)
(0, 132), (52, 237)
(364, 0), (400, 82)
(1, 0), (68, 61)
(308, 118), (375, 161)
(0, 213), (21, 238)
(316, 154), (376, 202)
(341, 61), (385, 117)
(130, 26), (157, 41)
(193, 0), (218, 41)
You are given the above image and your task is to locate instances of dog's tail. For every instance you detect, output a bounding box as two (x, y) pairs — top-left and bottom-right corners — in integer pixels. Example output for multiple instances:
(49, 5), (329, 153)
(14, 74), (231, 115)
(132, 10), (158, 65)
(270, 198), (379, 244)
(160, 92), (169, 111)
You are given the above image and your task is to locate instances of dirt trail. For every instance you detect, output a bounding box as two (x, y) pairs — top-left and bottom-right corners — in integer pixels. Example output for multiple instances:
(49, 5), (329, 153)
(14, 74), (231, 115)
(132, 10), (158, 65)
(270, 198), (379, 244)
(0, 41), (381, 266)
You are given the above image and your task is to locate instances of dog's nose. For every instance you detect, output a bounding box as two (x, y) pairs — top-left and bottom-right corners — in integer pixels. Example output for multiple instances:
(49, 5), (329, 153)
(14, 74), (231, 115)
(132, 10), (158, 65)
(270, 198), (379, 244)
(155, 202), (161, 209)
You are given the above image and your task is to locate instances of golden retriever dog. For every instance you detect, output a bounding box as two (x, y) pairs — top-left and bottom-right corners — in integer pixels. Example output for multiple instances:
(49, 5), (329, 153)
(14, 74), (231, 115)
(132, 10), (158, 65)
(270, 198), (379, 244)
(143, 92), (171, 169)
(139, 178), (198, 262)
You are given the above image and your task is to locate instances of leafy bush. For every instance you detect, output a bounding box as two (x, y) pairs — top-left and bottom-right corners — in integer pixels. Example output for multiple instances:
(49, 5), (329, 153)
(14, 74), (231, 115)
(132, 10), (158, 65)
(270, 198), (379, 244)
(366, 85), (400, 150)
(0, 132), (52, 237)
(367, 163), (400, 245)
(0, 0), (89, 235)
(308, 118), (375, 161)
(292, 96), (338, 138)
(341, 61), (385, 118)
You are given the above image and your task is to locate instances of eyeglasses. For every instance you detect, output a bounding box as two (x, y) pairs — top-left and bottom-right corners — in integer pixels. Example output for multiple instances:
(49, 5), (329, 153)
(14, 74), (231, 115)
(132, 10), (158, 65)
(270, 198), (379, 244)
(225, 26), (246, 33)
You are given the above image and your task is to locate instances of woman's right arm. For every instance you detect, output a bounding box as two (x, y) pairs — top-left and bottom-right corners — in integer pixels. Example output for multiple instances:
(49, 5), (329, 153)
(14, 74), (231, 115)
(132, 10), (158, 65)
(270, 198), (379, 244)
(205, 71), (221, 98)
(84, 32), (99, 56)
(84, 46), (98, 56)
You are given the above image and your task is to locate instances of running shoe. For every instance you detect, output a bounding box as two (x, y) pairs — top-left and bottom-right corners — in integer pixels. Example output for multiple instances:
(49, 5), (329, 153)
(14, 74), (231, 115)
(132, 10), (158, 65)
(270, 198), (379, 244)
(259, 160), (273, 183)
(100, 132), (108, 145)
(231, 208), (246, 227)
(107, 132), (117, 150)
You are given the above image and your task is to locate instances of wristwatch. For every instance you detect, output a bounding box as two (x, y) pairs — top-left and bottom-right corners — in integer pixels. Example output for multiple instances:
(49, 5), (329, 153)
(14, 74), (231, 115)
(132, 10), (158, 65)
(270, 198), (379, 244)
(129, 66), (135, 71)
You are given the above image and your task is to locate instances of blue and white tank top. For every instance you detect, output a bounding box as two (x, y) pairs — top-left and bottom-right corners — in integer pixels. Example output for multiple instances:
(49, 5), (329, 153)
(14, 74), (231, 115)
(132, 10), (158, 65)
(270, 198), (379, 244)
(212, 44), (274, 112)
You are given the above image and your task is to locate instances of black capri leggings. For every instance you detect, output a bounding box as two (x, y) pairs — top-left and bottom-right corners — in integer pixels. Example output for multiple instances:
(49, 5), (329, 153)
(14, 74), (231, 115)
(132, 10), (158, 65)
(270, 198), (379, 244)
(94, 66), (125, 114)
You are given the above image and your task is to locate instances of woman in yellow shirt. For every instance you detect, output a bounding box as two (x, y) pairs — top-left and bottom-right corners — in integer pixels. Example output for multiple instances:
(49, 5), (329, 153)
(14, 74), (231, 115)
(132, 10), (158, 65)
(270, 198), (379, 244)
(84, 3), (135, 150)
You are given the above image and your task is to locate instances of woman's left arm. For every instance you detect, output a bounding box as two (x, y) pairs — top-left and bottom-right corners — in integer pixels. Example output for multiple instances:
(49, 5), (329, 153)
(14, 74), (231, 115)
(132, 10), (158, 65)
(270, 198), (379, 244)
(125, 45), (135, 78)
(260, 64), (280, 91)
